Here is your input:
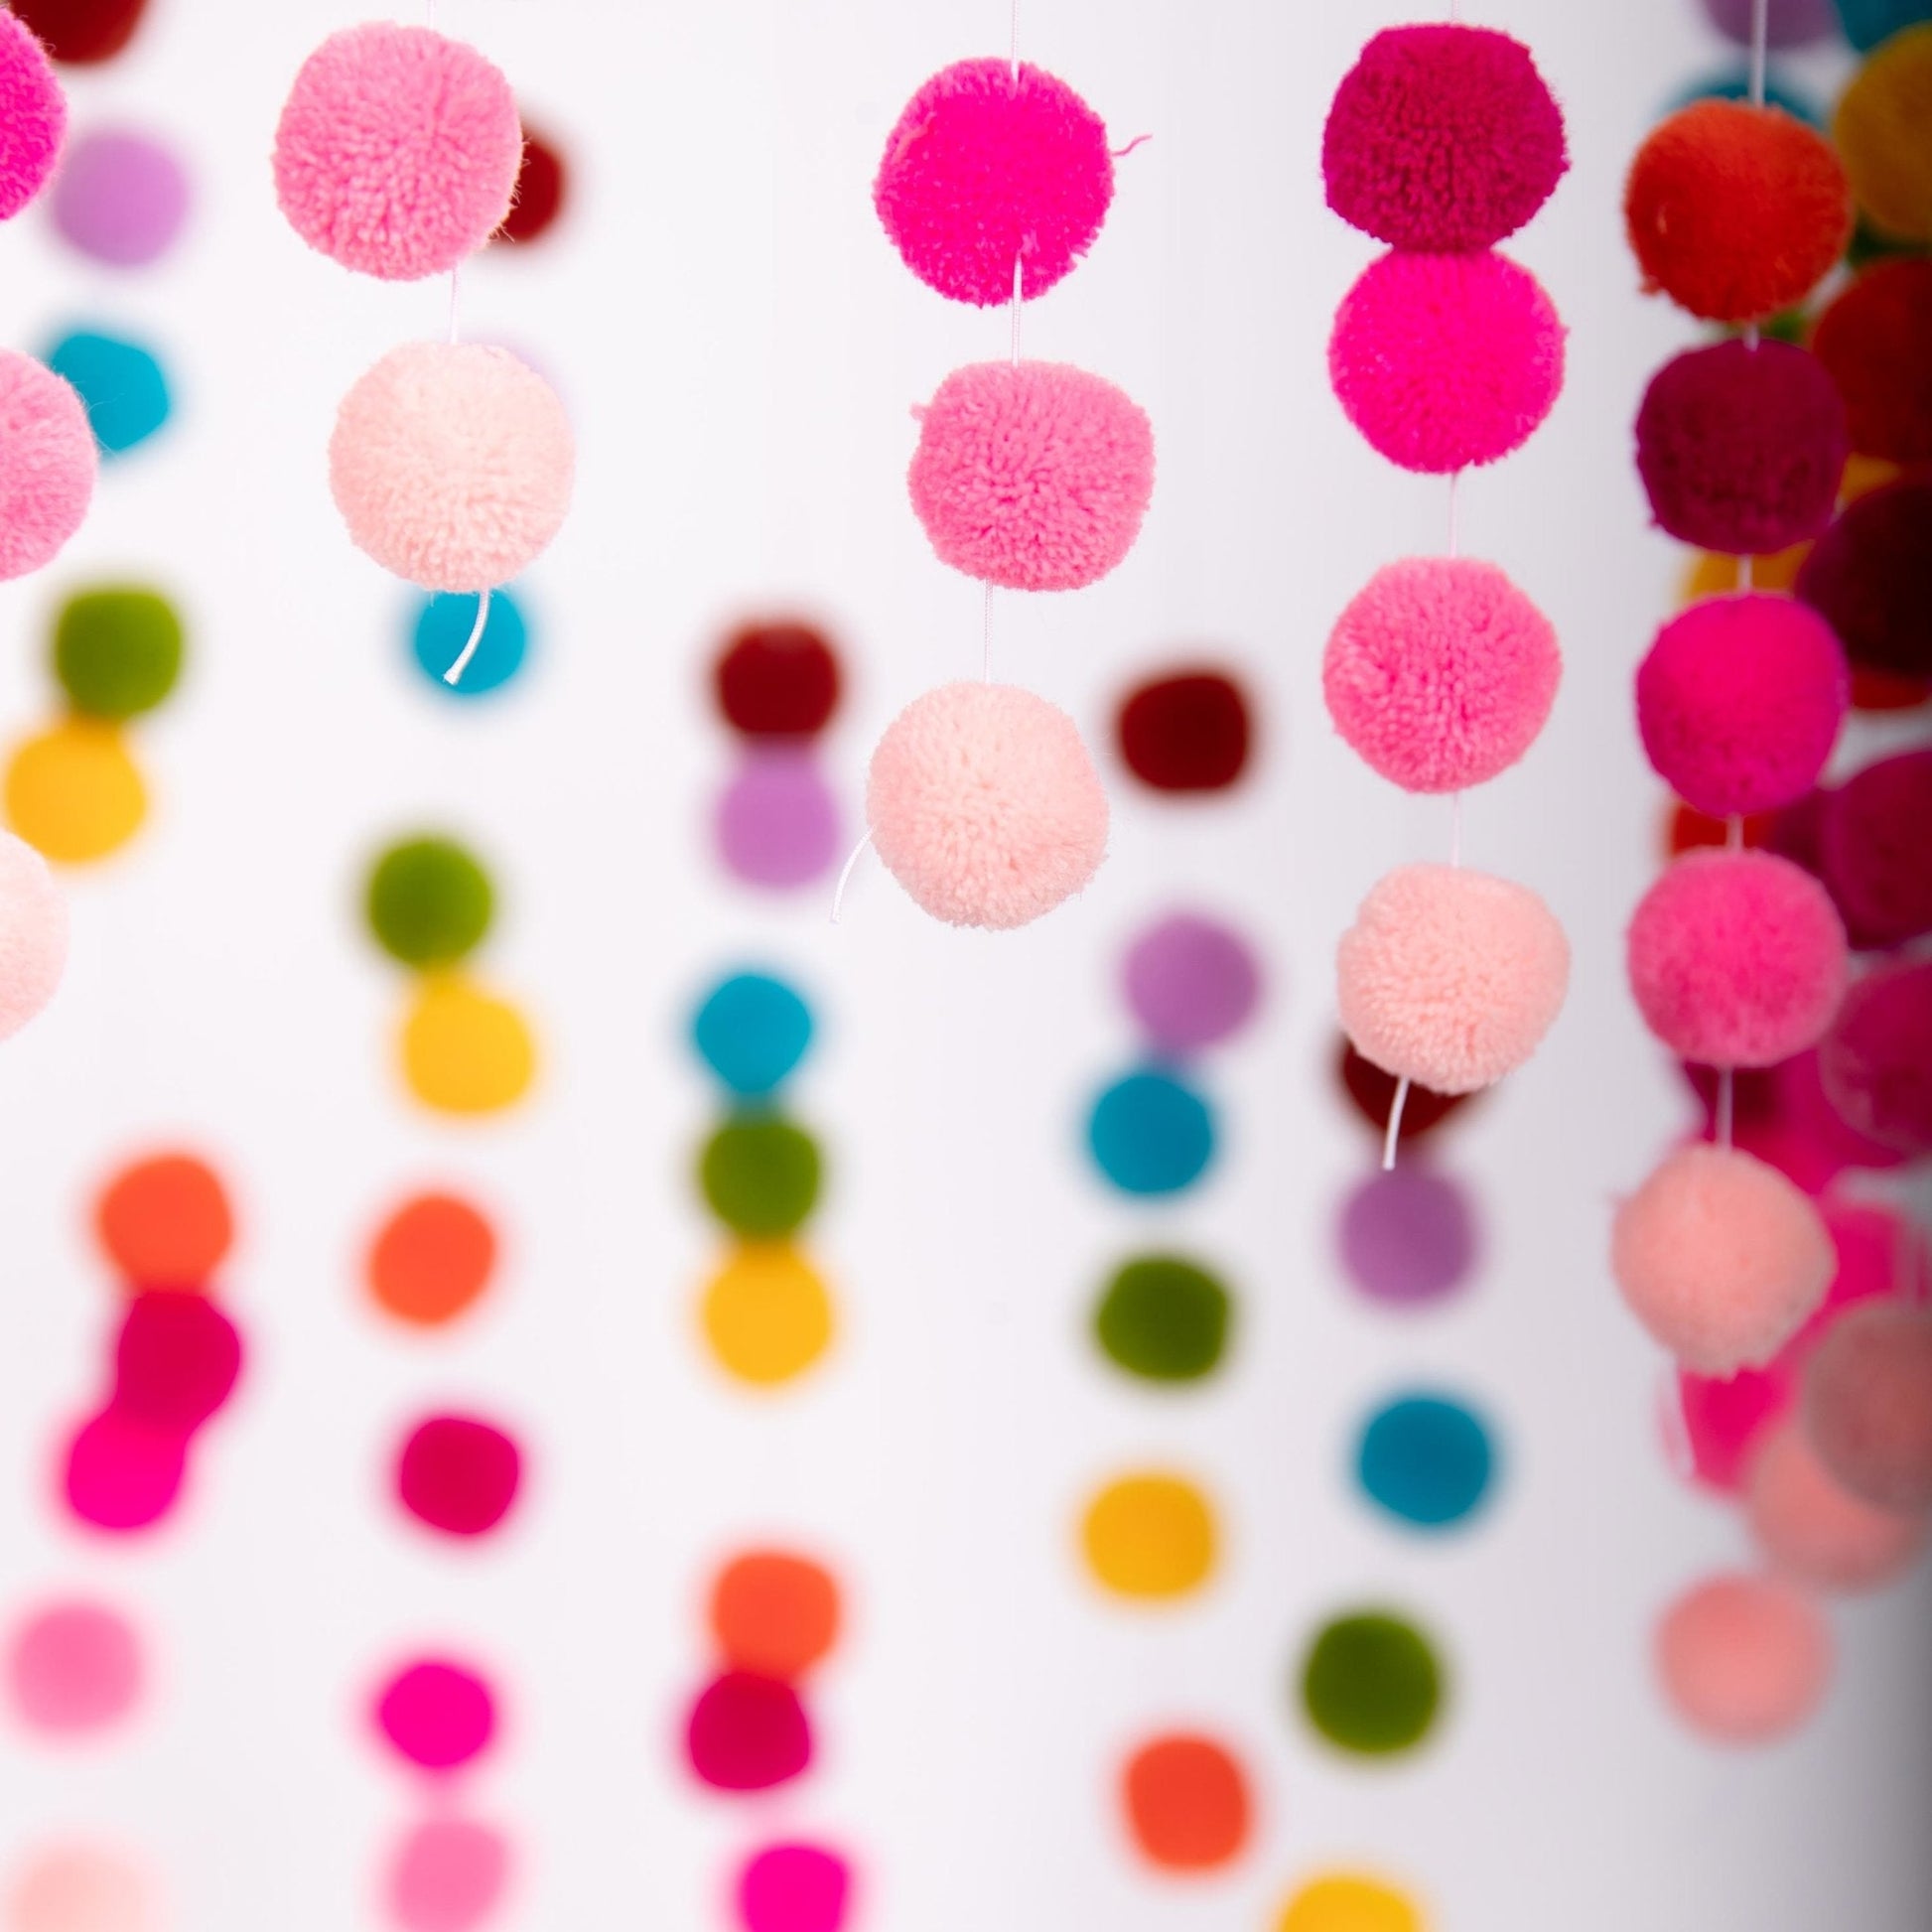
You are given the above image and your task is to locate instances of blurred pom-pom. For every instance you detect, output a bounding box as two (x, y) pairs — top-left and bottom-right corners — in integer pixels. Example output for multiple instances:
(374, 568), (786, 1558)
(0, 829), (68, 1039)
(1796, 475), (1932, 680)
(1654, 1572), (1831, 1744)
(0, 13), (66, 220)
(1747, 1419), (1927, 1591)
(1699, 0), (1839, 48)
(1804, 1301), (1932, 1514)
(1834, 24), (1932, 243)
(1817, 958), (1932, 1156)
(0, 350), (95, 582)
(1820, 748), (1932, 947)
(1812, 260), (1932, 463)
(112, 1292), (241, 1434)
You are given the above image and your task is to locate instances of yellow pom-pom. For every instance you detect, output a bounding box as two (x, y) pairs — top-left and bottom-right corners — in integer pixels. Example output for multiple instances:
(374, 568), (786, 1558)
(1836, 26), (1932, 241)
(5, 720), (147, 863)
(700, 1242), (834, 1386)
(1277, 1874), (1425, 1932)
(400, 971), (536, 1114)
(1080, 1471), (1217, 1600)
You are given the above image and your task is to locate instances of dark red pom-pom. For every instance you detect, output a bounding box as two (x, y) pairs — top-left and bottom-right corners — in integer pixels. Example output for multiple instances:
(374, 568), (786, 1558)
(1796, 475), (1932, 679)
(1821, 749), (1932, 948)
(713, 621), (842, 739)
(9, 0), (147, 64)
(495, 128), (568, 245)
(1812, 260), (1932, 464)
(1116, 670), (1252, 792)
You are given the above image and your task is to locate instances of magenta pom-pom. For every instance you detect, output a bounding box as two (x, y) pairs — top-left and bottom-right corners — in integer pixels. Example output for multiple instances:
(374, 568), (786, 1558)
(1627, 851), (1847, 1068)
(1747, 1421), (1926, 1593)
(1321, 25), (1567, 252)
(0, 830), (67, 1040)
(0, 13), (66, 221)
(907, 360), (1154, 592)
(1795, 475), (1932, 681)
(875, 59), (1113, 307)
(1817, 959), (1932, 1158)
(1323, 557), (1559, 793)
(866, 682), (1108, 930)
(1655, 1573), (1831, 1745)
(329, 343), (574, 593)
(1329, 250), (1565, 474)
(1804, 1303), (1932, 1516)
(1635, 595), (1847, 820)
(1820, 749), (1932, 947)
(273, 24), (520, 281)
(1634, 341), (1848, 555)
(0, 350), (95, 583)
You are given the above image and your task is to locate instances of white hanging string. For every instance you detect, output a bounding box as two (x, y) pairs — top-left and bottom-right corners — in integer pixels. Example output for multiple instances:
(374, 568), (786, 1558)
(443, 590), (491, 687)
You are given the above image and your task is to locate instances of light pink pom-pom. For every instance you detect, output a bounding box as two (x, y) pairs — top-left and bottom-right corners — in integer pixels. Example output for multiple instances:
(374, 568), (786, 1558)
(0, 13), (66, 222)
(1655, 1572), (1831, 1745)
(1747, 1421), (1926, 1592)
(329, 343), (574, 593)
(1328, 250), (1565, 474)
(866, 682), (1108, 930)
(1804, 1302), (1932, 1515)
(0, 830), (68, 1039)
(0, 350), (95, 583)
(1627, 851), (1847, 1069)
(1336, 863), (1569, 1093)
(908, 360), (1154, 592)
(273, 24), (520, 281)
(1323, 557), (1560, 792)
(1611, 1144), (1833, 1375)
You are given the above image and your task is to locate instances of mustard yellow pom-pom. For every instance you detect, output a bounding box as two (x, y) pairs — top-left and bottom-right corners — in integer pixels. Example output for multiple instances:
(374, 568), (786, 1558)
(700, 1243), (834, 1386)
(1079, 1471), (1217, 1600)
(1836, 26), (1932, 242)
(400, 972), (536, 1114)
(5, 720), (147, 863)
(1277, 1874), (1425, 1932)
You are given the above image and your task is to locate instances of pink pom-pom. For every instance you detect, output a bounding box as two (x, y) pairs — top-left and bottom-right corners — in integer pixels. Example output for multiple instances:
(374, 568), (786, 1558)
(866, 682), (1108, 930)
(1655, 1573), (1831, 1745)
(273, 24), (520, 281)
(1636, 596), (1847, 820)
(1627, 851), (1847, 1068)
(908, 360), (1154, 592)
(1804, 1301), (1932, 1514)
(874, 59), (1113, 306)
(1322, 25), (1567, 252)
(1820, 749), (1932, 948)
(1747, 1421), (1926, 1592)
(1323, 557), (1559, 792)
(0, 830), (66, 1039)
(0, 13), (66, 221)
(0, 349), (95, 583)
(1328, 251), (1565, 474)
(1336, 863), (1569, 1094)
(1611, 1144), (1833, 1374)
(329, 343), (574, 593)
(1817, 959), (1932, 1157)
(1634, 341), (1848, 555)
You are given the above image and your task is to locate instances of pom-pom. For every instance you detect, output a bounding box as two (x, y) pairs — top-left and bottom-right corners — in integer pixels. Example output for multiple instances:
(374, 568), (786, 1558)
(8, 1), (148, 66)
(1115, 671), (1252, 792)
(1700, 0), (1838, 48)
(1795, 474), (1932, 680)
(1821, 749), (1932, 946)
(1636, 596), (1847, 819)
(1835, 0), (1932, 53)
(1633, 341), (1848, 554)
(1336, 863), (1569, 1094)
(0, 14), (65, 221)
(0, 350), (94, 582)
(714, 621), (841, 738)
(1804, 1301), (1932, 1514)
(273, 24), (520, 280)
(1611, 1144), (1833, 1374)
(1817, 959), (1932, 1156)
(866, 682), (1108, 930)
(874, 59), (1113, 306)
(1624, 100), (1851, 322)
(1320, 25), (1567, 251)
(908, 360), (1154, 591)
(1122, 913), (1262, 1055)
(1812, 260), (1932, 463)
(1328, 251), (1564, 474)
(54, 587), (183, 722)
(0, 829), (68, 1039)
(1834, 24), (1932, 242)
(1626, 851), (1847, 1067)
(330, 343), (573, 593)
(1747, 1421), (1926, 1591)
(1323, 558), (1559, 793)
(1654, 1573), (1831, 1744)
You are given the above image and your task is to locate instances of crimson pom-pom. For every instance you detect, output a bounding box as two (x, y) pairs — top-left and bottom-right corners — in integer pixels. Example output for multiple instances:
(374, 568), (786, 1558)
(9, 0), (147, 65)
(713, 621), (841, 739)
(1796, 475), (1932, 680)
(494, 127), (567, 245)
(1115, 670), (1252, 793)
(1820, 749), (1932, 948)
(1818, 959), (1932, 1157)
(1812, 259), (1932, 463)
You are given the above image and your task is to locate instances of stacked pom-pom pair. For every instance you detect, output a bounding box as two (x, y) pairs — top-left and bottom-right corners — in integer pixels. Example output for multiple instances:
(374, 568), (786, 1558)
(1318, 26), (1574, 1139)
(856, 56), (1155, 929)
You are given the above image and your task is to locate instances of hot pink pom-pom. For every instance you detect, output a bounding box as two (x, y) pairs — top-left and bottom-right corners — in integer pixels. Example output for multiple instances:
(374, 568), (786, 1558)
(1820, 749), (1932, 948)
(1747, 1421), (1926, 1592)
(1804, 1302), (1932, 1515)
(1627, 851), (1847, 1068)
(1636, 596), (1847, 820)
(866, 682), (1108, 930)
(875, 60), (1113, 306)
(1336, 863), (1569, 1094)
(1329, 251), (1565, 474)
(329, 343), (574, 593)
(1655, 1573), (1831, 1745)
(0, 14), (66, 221)
(0, 350), (95, 582)
(273, 24), (520, 281)
(1322, 558), (1559, 792)
(1321, 25), (1567, 252)
(1612, 1144), (1833, 1374)
(908, 360), (1154, 592)
(1677, 1362), (1795, 1493)
(1817, 960), (1932, 1157)
(0, 830), (67, 1039)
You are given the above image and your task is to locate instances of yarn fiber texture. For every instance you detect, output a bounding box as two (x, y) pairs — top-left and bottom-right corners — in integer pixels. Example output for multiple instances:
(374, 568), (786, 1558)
(0, 830), (68, 1039)
(0, 349), (95, 583)
(0, 13), (66, 221)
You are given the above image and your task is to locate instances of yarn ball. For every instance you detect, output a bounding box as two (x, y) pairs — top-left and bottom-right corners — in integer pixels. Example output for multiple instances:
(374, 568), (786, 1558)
(868, 683), (1106, 930)
(50, 129), (189, 268)
(714, 621), (841, 738)
(273, 24), (520, 280)
(1821, 749), (1932, 946)
(495, 125), (567, 245)
(366, 837), (493, 969)
(1834, 24), (1932, 242)
(1635, 596), (1847, 819)
(1796, 475), (1932, 680)
(874, 59), (1113, 306)
(1817, 959), (1932, 1155)
(0, 830), (67, 1040)
(330, 343), (574, 593)
(1328, 251), (1565, 474)
(1626, 851), (1847, 1067)
(1122, 912), (1262, 1054)
(1654, 1573), (1831, 1744)
(1115, 671), (1252, 792)
(908, 360), (1154, 591)
(1804, 1301), (1932, 1513)
(53, 587), (183, 721)
(1747, 1420), (1927, 1591)
(8, 0), (147, 65)
(1321, 25), (1567, 251)
(1701, 0), (1839, 47)
(1633, 341), (1849, 553)
(1624, 100), (1851, 322)
(1834, 0), (1932, 50)
(1322, 558), (1559, 792)
(1611, 1144), (1834, 1374)
(0, 15), (65, 221)
(1812, 260), (1932, 462)
(1336, 863), (1570, 1094)
(0, 350), (95, 581)
(113, 1290), (240, 1433)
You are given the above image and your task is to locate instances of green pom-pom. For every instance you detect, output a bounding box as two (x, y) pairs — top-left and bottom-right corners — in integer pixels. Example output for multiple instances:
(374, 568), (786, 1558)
(1094, 1255), (1230, 1382)
(1301, 1611), (1445, 1756)
(366, 837), (494, 968)
(699, 1115), (821, 1237)
(54, 588), (184, 720)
